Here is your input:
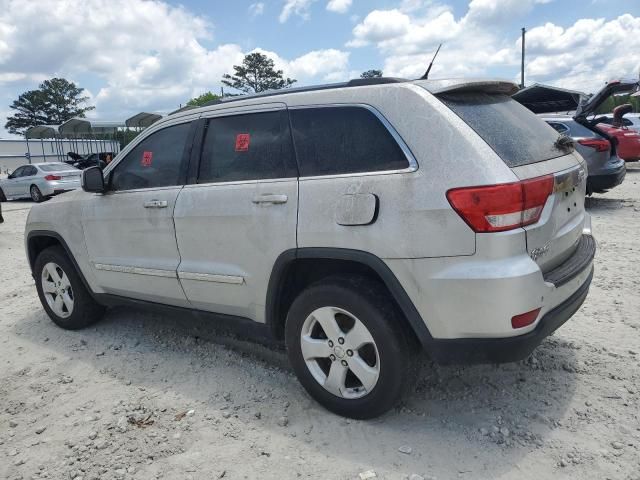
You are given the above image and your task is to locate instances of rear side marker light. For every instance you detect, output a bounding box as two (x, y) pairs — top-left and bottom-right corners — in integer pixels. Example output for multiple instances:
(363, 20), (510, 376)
(446, 175), (554, 233)
(44, 175), (62, 181)
(578, 138), (610, 152)
(511, 308), (542, 329)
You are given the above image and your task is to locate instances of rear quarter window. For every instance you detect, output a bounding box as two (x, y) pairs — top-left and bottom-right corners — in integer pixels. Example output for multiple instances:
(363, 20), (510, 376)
(290, 106), (409, 176)
(39, 164), (76, 172)
(439, 92), (566, 167)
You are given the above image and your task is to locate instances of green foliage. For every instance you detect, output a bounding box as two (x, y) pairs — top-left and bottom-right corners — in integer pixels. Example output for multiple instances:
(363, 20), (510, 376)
(187, 91), (221, 107)
(5, 78), (94, 135)
(360, 70), (383, 79)
(222, 52), (296, 94)
(595, 94), (640, 115)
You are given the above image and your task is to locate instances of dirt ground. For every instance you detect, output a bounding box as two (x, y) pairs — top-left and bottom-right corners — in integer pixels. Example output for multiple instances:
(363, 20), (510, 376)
(1, 166), (639, 480)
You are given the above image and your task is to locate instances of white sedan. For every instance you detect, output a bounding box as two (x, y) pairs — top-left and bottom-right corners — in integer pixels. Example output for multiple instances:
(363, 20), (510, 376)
(0, 163), (81, 203)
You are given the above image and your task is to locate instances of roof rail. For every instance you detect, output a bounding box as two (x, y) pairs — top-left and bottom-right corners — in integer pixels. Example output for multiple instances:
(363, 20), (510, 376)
(201, 77), (408, 108)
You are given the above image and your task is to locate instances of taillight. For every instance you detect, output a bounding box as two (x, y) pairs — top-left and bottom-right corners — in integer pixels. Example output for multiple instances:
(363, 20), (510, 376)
(578, 138), (610, 152)
(446, 175), (554, 233)
(511, 308), (541, 329)
(44, 175), (62, 180)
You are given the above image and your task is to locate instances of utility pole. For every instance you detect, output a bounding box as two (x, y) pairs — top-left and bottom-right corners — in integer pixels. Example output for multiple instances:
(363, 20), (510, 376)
(520, 27), (526, 89)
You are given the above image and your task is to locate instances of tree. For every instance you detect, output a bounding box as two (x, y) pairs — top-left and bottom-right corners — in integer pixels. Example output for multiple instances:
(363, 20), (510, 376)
(222, 52), (296, 94)
(361, 69), (383, 79)
(5, 78), (94, 135)
(187, 91), (221, 107)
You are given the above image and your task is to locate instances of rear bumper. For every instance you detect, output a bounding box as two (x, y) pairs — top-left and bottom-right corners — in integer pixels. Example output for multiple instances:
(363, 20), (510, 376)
(427, 267), (593, 364)
(588, 165), (626, 192)
(41, 180), (81, 196)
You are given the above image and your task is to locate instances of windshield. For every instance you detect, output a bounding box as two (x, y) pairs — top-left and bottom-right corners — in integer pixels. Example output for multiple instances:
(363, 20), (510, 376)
(439, 92), (567, 167)
(39, 163), (78, 172)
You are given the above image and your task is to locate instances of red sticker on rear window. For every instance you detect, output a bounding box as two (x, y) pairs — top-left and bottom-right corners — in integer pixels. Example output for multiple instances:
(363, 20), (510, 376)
(141, 151), (153, 167)
(235, 133), (250, 152)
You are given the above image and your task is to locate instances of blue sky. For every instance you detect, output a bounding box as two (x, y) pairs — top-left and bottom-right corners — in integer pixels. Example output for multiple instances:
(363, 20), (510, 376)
(1, 0), (639, 137)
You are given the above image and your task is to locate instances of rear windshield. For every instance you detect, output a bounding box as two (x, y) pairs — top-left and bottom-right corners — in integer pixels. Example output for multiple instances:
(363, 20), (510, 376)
(39, 163), (77, 172)
(439, 92), (566, 167)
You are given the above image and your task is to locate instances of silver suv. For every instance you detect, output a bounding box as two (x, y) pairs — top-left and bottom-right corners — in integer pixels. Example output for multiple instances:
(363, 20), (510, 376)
(25, 78), (595, 418)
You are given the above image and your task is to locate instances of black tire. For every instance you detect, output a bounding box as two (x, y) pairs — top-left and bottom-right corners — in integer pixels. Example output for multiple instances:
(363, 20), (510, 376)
(30, 185), (45, 203)
(34, 245), (105, 330)
(0, 187), (6, 202)
(285, 276), (417, 419)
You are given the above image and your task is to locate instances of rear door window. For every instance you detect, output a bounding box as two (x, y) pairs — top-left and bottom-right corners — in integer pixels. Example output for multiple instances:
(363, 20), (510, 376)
(110, 122), (192, 191)
(290, 106), (409, 176)
(439, 92), (566, 167)
(198, 110), (296, 183)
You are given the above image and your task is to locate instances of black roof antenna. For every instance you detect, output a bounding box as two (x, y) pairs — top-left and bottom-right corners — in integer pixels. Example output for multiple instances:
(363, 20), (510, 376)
(420, 43), (442, 80)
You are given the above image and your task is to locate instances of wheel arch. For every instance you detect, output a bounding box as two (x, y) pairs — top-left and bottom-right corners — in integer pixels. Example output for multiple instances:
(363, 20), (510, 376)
(265, 248), (433, 349)
(27, 230), (94, 295)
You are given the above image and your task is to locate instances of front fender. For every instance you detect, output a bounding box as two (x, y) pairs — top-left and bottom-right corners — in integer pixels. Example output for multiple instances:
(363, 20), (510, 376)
(25, 190), (103, 294)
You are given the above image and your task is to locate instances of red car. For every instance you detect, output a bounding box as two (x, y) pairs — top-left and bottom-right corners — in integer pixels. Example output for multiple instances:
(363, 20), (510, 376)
(597, 103), (640, 162)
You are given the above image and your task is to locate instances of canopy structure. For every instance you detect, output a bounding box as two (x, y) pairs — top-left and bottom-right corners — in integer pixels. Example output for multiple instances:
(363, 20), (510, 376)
(90, 120), (125, 134)
(125, 112), (162, 128)
(58, 118), (124, 156)
(513, 84), (585, 114)
(24, 125), (68, 163)
(25, 125), (60, 139)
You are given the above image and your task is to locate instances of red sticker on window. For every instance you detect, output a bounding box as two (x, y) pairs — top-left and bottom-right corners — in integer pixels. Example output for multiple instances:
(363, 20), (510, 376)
(235, 133), (250, 152)
(141, 151), (153, 167)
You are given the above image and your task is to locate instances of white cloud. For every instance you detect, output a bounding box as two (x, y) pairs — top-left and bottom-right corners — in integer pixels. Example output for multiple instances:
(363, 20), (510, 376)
(248, 2), (265, 17)
(348, 10), (412, 47)
(326, 0), (352, 14)
(252, 47), (350, 82)
(279, 0), (315, 23)
(523, 14), (640, 91)
(289, 49), (350, 80)
(0, 0), (352, 132)
(348, 2), (640, 94)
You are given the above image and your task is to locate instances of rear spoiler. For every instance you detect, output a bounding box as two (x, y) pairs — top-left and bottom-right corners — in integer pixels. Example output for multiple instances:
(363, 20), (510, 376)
(416, 79), (519, 96)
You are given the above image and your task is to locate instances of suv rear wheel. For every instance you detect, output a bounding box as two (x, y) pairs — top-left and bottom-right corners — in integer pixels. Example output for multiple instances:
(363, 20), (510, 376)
(34, 246), (104, 329)
(285, 277), (416, 419)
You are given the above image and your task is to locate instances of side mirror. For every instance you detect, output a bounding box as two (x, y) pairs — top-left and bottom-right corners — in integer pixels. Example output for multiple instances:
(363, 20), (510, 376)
(82, 166), (106, 193)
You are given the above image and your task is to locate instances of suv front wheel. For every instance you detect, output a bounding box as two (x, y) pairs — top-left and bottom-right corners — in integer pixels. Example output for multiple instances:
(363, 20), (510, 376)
(285, 277), (416, 419)
(34, 246), (105, 329)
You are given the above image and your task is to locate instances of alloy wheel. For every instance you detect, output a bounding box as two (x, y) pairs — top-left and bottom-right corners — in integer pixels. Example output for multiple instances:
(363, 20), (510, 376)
(30, 186), (42, 202)
(41, 262), (74, 318)
(300, 306), (380, 399)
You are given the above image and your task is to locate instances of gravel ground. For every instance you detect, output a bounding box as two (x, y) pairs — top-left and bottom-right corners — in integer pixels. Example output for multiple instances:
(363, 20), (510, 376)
(1, 166), (639, 480)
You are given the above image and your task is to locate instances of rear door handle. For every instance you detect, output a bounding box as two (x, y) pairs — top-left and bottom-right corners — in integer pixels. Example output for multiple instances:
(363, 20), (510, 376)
(143, 200), (168, 209)
(252, 194), (288, 205)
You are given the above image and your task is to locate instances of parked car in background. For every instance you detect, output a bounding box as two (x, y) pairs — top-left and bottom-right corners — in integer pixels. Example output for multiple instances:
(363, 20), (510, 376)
(25, 78), (595, 418)
(515, 79), (640, 191)
(541, 115), (626, 193)
(600, 112), (640, 133)
(596, 105), (640, 162)
(0, 163), (81, 203)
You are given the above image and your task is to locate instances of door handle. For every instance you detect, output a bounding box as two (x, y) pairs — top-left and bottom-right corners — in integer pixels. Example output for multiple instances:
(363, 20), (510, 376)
(252, 194), (288, 205)
(143, 200), (168, 209)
